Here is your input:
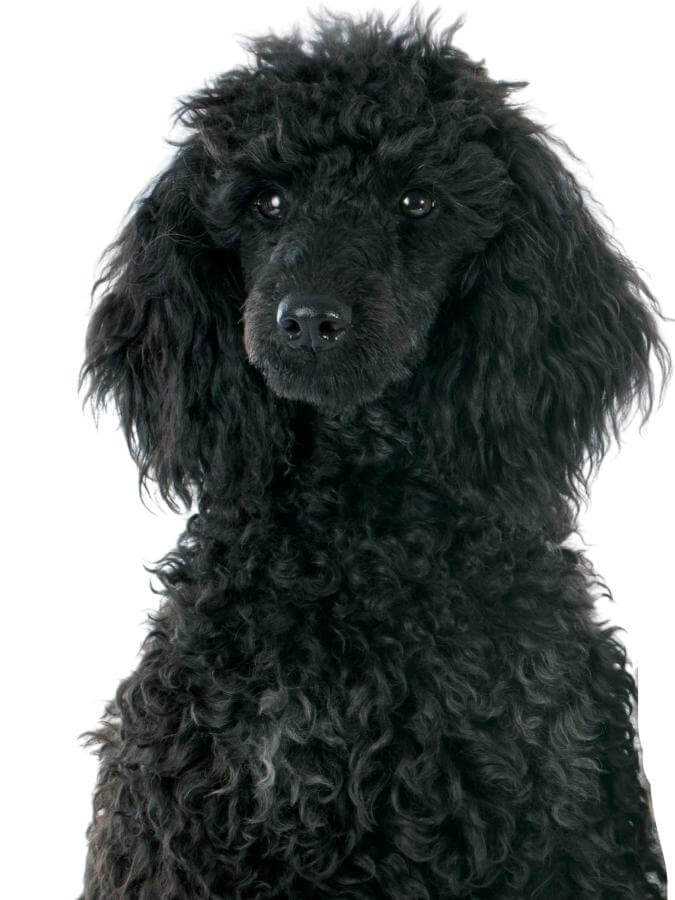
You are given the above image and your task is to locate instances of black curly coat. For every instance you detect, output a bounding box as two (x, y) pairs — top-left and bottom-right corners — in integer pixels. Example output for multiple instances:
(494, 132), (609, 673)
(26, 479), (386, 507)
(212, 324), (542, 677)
(79, 9), (668, 898)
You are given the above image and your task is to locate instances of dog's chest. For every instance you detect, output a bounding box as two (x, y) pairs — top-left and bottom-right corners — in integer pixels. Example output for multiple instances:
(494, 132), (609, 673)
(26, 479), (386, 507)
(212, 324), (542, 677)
(188, 585), (568, 862)
(177, 510), (598, 879)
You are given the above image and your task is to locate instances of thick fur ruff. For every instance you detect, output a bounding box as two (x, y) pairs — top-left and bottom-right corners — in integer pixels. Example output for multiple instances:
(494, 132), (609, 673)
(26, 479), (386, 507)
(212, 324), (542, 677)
(79, 9), (668, 898)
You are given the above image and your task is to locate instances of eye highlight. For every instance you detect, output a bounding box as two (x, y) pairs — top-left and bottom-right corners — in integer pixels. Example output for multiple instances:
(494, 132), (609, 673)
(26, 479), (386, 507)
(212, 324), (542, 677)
(399, 188), (435, 218)
(254, 188), (287, 220)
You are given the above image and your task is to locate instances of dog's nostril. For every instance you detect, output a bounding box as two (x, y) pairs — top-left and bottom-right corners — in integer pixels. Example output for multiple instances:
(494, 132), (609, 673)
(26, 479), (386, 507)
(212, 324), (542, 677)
(318, 319), (345, 338)
(279, 316), (302, 336)
(276, 296), (351, 351)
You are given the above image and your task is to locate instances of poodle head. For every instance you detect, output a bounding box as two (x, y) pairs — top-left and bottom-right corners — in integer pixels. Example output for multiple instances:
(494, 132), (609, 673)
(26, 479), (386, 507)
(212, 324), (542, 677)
(81, 8), (669, 510)
(225, 45), (480, 412)
(171, 12), (500, 416)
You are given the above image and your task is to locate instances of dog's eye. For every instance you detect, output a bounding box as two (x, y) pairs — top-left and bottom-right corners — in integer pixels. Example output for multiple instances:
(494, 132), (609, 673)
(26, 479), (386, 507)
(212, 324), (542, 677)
(399, 189), (435, 218)
(254, 189), (287, 220)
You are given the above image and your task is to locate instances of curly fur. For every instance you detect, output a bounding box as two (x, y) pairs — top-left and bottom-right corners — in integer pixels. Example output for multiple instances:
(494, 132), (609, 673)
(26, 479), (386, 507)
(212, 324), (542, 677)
(79, 8), (669, 898)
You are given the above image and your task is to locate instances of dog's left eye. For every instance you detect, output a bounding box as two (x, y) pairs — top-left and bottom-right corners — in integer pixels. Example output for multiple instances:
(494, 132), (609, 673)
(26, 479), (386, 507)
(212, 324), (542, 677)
(399, 189), (435, 218)
(254, 189), (287, 220)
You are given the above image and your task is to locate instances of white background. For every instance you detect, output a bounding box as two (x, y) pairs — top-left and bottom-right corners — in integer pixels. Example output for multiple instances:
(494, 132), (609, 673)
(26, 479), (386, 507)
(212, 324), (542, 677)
(3, 2), (673, 896)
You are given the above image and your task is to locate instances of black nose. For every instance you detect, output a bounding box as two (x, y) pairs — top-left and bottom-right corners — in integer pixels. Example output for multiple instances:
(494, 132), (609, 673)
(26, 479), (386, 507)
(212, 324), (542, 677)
(276, 295), (351, 351)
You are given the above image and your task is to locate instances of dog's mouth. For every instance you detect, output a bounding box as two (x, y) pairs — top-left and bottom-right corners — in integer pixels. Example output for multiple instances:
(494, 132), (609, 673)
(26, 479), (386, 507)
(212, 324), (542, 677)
(246, 334), (364, 409)
(245, 324), (423, 412)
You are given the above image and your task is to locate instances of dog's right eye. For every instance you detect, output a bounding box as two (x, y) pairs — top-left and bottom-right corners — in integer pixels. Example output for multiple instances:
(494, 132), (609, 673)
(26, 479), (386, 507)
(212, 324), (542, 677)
(254, 189), (287, 220)
(399, 188), (435, 218)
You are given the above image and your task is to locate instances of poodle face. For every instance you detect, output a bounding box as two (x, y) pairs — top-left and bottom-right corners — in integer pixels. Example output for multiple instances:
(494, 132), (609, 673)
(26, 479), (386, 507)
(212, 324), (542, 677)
(235, 154), (465, 410)
(207, 88), (500, 411)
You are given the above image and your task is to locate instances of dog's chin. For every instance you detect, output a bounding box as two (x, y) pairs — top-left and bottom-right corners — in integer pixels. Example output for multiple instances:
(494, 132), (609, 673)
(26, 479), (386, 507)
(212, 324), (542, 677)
(247, 340), (409, 412)
(258, 358), (391, 412)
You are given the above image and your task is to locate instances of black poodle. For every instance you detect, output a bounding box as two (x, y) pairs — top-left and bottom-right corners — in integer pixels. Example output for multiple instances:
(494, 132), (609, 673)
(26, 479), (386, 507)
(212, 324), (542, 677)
(79, 9), (668, 898)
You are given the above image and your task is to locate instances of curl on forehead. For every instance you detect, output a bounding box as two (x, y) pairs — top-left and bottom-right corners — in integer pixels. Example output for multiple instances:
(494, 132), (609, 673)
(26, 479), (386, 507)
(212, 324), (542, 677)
(174, 8), (515, 170)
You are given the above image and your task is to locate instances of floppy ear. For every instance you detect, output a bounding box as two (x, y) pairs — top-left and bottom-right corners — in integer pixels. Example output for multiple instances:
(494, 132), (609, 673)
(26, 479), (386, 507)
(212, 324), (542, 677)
(428, 110), (670, 513)
(80, 138), (290, 511)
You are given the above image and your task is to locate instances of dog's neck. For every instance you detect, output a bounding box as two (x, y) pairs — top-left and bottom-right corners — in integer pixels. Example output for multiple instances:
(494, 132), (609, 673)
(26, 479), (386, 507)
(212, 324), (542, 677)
(289, 400), (418, 474)
(189, 396), (572, 601)
(199, 392), (574, 544)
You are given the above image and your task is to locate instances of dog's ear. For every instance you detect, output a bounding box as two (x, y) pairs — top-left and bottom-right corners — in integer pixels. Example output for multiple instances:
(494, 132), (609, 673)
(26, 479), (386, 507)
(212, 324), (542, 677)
(80, 138), (289, 511)
(430, 111), (670, 512)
